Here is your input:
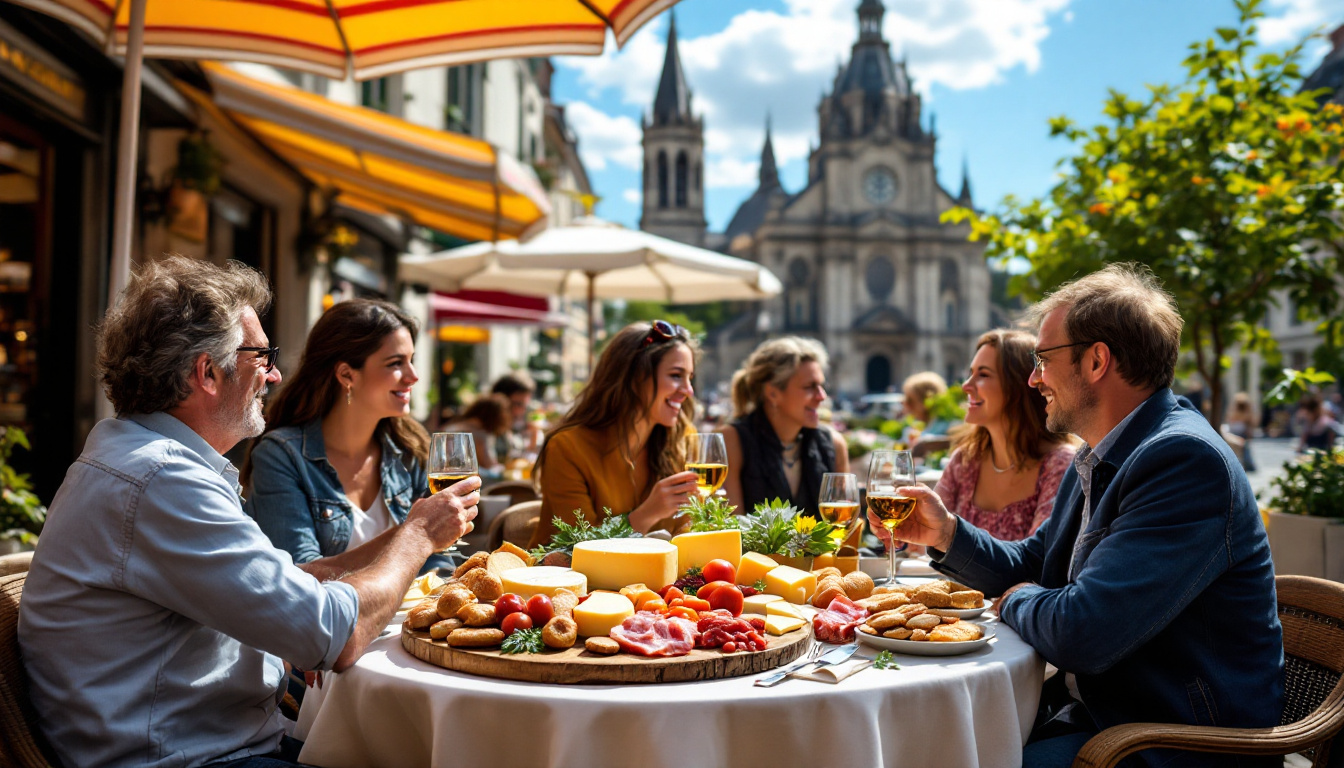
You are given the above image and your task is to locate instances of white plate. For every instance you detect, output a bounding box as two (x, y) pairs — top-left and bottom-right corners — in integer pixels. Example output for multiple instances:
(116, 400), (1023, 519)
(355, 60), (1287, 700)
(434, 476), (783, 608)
(936, 599), (991, 620)
(856, 626), (996, 656)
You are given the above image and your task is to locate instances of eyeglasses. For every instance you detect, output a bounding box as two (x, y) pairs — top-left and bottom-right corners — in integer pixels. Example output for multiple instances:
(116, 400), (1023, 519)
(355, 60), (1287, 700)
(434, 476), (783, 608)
(642, 319), (689, 348)
(237, 345), (279, 373)
(1031, 341), (1094, 371)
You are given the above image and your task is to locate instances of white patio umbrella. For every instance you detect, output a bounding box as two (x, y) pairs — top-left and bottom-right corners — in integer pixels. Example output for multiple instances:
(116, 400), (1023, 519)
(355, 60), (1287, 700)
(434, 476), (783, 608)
(399, 216), (783, 369)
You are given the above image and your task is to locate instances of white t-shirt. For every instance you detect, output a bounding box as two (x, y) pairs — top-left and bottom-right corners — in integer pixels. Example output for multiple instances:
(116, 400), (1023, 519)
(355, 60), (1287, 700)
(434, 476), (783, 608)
(347, 489), (394, 550)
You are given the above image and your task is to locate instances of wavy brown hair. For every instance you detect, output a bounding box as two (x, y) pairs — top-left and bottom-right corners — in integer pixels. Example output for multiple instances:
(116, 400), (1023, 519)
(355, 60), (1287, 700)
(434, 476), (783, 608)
(953, 329), (1074, 466)
(535, 322), (698, 489)
(241, 299), (428, 485)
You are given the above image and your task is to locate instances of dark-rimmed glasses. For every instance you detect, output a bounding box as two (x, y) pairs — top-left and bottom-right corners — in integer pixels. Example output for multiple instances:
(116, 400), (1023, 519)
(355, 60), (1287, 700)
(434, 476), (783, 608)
(642, 319), (688, 348)
(1031, 341), (1094, 371)
(238, 346), (279, 373)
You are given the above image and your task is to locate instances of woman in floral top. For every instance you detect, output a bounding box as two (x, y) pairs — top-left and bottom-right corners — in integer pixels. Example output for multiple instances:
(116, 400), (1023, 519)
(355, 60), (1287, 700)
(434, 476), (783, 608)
(934, 329), (1078, 541)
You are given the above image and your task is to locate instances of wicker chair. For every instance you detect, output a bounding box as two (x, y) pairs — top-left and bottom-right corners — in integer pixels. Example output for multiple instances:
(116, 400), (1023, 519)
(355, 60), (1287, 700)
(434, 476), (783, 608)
(479, 481), (538, 509)
(1073, 575), (1344, 768)
(0, 573), (58, 768)
(0, 553), (33, 578)
(486, 501), (541, 552)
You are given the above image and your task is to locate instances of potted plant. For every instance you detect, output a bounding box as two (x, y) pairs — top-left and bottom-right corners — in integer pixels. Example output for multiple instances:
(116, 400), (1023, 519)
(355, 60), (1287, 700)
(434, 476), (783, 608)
(0, 426), (46, 554)
(167, 130), (225, 242)
(1266, 448), (1344, 582)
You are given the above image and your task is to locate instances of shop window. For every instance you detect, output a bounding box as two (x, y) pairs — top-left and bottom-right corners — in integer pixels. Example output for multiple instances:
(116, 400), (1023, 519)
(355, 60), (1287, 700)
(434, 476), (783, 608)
(0, 129), (42, 431)
(361, 77), (390, 112)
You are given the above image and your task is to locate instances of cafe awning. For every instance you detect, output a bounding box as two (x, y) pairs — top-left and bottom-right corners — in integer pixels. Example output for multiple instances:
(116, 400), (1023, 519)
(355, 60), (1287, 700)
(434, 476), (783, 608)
(197, 63), (549, 242)
(431, 290), (568, 327)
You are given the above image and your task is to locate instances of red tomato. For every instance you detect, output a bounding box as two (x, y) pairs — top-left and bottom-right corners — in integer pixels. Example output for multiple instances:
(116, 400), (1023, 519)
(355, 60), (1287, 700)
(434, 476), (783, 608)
(706, 584), (744, 617)
(697, 581), (733, 602)
(722, 641), (737, 653)
(500, 612), (533, 636)
(701, 559), (737, 584)
(661, 586), (685, 603)
(494, 594), (526, 618)
(525, 594), (554, 625)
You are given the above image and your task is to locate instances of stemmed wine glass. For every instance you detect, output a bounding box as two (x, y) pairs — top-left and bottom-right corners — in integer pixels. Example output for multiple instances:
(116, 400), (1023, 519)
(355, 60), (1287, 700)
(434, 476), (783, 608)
(429, 432), (478, 546)
(818, 473), (859, 545)
(686, 433), (728, 497)
(867, 449), (916, 586)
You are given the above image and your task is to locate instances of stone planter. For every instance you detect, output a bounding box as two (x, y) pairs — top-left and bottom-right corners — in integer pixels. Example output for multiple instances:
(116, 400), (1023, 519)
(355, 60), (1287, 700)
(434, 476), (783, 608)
(768, 553), (813, 571)
(1268, 511), (1344, 583)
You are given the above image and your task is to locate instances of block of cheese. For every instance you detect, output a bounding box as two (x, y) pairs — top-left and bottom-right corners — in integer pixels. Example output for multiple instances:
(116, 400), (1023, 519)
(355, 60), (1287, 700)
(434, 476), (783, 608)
(735, 551), (779, 587)
(764, 614), (808, 636)
(812, 552), (835, 570)
(671, 529), (742, 576)
(766, 601), (806, 621)
(764, 565), (818, 604)
(571, 538), (679, 591)
(742, 594), (785, 615)
(499, 566), (588, 599)
(572, 591), (636, 638)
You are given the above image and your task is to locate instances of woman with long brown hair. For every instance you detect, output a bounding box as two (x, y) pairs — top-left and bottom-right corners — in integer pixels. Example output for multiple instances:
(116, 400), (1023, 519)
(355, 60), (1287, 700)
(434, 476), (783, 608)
(931, 329), (1077, 540)
(244, 299), (454, 572)
(528, 320), (701, 548)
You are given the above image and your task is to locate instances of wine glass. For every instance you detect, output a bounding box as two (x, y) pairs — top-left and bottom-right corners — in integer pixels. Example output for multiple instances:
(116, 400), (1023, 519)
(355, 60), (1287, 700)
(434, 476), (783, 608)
(429, 432), (478, 546)
(818, 473), (859, 545)
(686, 433), (728, 497)
(867, 449), (916, 585)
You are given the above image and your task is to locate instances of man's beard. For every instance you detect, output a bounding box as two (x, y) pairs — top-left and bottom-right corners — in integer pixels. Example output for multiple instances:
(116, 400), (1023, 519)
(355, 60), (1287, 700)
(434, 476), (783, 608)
(1044, 367), (1097, 437)
(214, 375), (267, 443)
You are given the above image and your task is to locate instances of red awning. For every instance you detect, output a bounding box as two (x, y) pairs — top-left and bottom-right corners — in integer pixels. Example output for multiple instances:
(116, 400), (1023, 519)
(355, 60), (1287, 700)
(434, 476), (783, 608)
(430, 290), (568, 327)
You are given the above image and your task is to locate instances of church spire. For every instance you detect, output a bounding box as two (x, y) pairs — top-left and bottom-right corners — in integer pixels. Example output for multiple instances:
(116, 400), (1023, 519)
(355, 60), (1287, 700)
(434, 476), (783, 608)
(857, 0), (885, 43)
(759, 113), (779, 189)
(958, 157), (973, 204)
(652, 13), (693, 126)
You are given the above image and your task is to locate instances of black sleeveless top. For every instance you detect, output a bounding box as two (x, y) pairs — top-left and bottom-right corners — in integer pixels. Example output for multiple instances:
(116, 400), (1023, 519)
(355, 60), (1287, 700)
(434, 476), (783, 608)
(730, 408), (837, 517)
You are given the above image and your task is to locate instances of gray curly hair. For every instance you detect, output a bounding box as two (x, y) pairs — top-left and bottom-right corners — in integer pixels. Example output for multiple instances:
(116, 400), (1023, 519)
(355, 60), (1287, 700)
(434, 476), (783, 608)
(97, 255), (272, 416)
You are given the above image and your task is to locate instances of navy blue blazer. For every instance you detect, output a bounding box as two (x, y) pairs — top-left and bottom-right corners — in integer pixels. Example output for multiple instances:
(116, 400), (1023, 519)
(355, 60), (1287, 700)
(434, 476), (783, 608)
(934, 389), (1283, 768)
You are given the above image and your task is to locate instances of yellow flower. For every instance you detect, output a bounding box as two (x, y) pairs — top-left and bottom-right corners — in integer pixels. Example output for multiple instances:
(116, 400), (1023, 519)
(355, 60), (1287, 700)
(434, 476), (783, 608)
(794, 516), (817, 534)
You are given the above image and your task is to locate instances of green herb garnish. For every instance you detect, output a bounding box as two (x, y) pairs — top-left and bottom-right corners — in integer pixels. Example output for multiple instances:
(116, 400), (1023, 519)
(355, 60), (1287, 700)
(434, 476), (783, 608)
(873, 650), (900, 670)
(682, 495), (739, 532)
(738, 498), (841, 557)
(500, 628), (544, 654)
(528, 508), (638, 561)
(752, 579), (767, 592)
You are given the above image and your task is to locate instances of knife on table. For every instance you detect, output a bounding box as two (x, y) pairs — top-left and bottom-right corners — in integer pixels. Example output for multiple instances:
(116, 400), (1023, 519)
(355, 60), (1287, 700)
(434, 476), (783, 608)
(754, 642), (860, 688)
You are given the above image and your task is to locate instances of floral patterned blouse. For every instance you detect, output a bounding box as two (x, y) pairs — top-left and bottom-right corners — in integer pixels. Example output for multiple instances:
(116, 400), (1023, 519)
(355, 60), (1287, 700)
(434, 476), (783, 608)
(933, 444), (1077, 541)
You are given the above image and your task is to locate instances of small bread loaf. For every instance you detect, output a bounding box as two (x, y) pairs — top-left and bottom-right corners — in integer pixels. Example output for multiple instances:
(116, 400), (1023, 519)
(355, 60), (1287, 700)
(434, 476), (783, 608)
(406, 599), (440, 630)
(911, 583), (954, 608)
(812, 566), (842, 582)
(948, 590), (984, 609)
(429, 618), (464, 640)
(930, 621), (983, 642)
(842, 571), (875, 600)
(856, 592), (911, 613)
(457, 602), (497, 627)
(909, 629), (930, 641)
(446, 628), (505, 647)
(461, 567), (504, 602)
(436, 586), (476, 619)
(866, 610), (908, 630)
(857, 624), (878, 635)
(883, 627), (913, 640)
(541, 615), (578, 649)
(584, 636), (621, 655)
(551, 588), (580, 618)
(905, 613), (942, 631)
(811, 581), (846, 609)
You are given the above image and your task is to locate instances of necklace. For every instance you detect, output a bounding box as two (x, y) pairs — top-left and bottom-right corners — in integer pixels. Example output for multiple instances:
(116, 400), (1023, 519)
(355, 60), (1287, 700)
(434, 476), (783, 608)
(988, 454), (1017, 474)
(781, 432), (803, 469)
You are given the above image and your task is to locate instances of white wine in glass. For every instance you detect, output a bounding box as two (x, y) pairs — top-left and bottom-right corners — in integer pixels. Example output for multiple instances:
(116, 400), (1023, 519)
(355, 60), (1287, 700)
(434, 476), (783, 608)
(686, 433), (729, 497)
(867, 449), (915, 585)
(818, 473), (859, 543)
(428, 432), (478, 549)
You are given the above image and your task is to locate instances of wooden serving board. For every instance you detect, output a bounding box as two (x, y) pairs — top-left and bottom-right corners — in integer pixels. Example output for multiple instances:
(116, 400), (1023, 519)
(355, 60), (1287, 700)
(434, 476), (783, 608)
(401, 622), (812, 684)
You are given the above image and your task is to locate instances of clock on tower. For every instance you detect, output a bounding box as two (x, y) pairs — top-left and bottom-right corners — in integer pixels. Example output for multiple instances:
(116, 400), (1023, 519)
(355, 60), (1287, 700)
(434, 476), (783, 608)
(863, 166), (897, 206)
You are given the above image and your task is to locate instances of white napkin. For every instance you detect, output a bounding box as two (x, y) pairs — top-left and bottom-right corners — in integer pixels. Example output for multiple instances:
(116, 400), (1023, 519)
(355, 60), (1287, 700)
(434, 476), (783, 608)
(898, 557), (938, 576)
(787, 658), (873, 683)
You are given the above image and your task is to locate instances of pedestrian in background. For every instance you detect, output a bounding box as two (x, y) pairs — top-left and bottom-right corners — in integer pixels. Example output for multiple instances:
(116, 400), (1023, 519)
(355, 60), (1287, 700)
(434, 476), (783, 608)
(1224, 392), (1257, 472)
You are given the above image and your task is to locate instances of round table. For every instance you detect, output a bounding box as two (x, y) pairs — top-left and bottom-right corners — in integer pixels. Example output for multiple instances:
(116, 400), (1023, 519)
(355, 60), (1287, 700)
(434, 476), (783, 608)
(293, 613), (1044, 768)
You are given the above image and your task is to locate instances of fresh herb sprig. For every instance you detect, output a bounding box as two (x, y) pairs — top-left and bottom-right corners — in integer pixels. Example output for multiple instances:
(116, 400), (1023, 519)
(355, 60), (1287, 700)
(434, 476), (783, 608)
(500, 627), (544, 654)
(682, 495), (739, 532)
(738, 499), (841, 557)
(528, 508), (638, 561)
(873, 650), (900, 670)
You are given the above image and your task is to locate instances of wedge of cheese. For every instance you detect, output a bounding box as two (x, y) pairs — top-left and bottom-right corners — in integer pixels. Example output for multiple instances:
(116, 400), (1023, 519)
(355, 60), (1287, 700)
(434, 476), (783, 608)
(764, 614), (807, 636)
(735, 551), (779, 587)
(499, 566), (588, 598)
(671, 529), (742, 576)
(764, 565), (818, 604)
(766, 601), (806, 621)
(573, 591), (636, 638)
(742, 594), (785, 615)
(571, 538), (679, 591)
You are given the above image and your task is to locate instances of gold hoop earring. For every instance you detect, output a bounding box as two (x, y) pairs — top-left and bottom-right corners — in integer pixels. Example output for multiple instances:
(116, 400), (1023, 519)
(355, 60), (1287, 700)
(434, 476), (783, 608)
(346, 384), (352, 406)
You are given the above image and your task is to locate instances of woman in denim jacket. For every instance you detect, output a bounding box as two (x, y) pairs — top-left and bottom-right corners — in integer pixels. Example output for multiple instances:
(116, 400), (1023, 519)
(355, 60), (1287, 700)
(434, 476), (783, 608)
(243, 299), (450, 574)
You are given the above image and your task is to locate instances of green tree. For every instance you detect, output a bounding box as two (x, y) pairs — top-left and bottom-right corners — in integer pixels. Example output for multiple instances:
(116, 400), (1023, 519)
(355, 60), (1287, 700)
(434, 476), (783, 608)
(946, 0), (1344, 424)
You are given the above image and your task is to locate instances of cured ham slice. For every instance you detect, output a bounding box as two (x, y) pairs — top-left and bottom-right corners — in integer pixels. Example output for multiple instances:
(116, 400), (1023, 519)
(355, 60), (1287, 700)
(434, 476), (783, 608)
(813, 594), (869, 643)
(609, 612), (700, 657)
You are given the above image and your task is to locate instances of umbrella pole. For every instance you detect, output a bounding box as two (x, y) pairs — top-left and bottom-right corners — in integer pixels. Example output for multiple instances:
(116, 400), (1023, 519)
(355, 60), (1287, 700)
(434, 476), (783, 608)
(107, 0), (149, 310)
(586, 271), (597, 376)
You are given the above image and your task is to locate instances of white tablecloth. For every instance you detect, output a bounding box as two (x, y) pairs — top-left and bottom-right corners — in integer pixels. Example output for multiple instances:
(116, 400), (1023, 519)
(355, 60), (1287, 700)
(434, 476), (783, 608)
(294, 614), (1043, 768)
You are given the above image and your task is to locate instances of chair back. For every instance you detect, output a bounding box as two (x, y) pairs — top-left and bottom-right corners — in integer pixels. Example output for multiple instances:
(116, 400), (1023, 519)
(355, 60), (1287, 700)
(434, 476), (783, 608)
(0, 573), (58, 767)
(0, 553), (33, 578)
(1277, 575), (1344, 765)
(487, 501), (541, 552)
(480, 481), (538, 509)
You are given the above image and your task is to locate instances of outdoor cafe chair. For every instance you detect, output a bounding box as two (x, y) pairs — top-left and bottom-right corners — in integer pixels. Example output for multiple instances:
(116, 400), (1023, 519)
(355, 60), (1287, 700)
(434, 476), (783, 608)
(480, 480), (539, 508)
(487, 500), (541, 552)
(0, 572), (59, 768)
(1073, 574), (1344, 768)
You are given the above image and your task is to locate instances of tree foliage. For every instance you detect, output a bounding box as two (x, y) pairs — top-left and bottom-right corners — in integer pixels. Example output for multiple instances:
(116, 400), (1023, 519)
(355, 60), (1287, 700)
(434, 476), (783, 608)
(945, 0), (1344, 424)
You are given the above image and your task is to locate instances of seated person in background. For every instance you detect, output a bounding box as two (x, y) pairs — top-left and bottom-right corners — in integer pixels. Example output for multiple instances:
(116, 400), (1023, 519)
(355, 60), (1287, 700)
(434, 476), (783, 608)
(1224, 392), (1257, 472)
(934, 329), (1076, 541)
(901, 371), (953, 458)
(492, 370), (544, 458)
(872, 264), (1282, 768)
(529, 321), (700, 547)
(1296, 393), (1341, 453)
(443, 394), (511, 474)
(245, 299), (451, 574)
(720, 337), (850, 518)
(19, 257), (477, 768)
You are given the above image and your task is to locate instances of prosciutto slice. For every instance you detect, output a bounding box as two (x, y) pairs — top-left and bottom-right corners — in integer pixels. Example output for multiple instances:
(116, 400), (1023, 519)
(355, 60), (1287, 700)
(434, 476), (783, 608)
(813, 595), (869, 643)
(609, 612), (700, 657)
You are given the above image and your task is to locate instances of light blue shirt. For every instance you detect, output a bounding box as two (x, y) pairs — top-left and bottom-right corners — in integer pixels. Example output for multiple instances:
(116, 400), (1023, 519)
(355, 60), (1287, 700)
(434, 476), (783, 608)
(1067, 401), (1145, 580)
(18, 413), (359, 768)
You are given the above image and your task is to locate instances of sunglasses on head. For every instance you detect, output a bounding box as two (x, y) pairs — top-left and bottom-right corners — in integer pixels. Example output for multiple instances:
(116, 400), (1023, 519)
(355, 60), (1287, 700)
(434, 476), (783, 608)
(642, 319), (689, 348)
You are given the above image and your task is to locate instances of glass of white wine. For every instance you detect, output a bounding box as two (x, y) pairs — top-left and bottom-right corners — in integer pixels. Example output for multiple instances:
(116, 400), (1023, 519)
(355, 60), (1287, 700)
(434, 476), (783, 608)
(686, 433), (728, 497)
(867, 449), (916, 585)
(818, 473), (859, 544)
(428, 432), (478, 547)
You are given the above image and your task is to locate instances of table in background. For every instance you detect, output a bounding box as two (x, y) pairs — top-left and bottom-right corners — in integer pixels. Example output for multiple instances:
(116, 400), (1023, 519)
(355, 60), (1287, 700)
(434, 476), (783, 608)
(294, 615), (1044, 768)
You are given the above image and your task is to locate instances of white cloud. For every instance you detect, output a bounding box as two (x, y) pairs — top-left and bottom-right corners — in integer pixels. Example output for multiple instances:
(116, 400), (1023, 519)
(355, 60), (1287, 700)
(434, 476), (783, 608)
(563, 101), (642, 172)
(1259, 0), (1344, 46)
(622, 188), (641, 203)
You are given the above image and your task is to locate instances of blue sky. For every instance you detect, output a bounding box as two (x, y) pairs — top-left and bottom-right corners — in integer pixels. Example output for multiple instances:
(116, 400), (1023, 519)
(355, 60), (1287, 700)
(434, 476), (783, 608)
(550, 0), (1343, 233)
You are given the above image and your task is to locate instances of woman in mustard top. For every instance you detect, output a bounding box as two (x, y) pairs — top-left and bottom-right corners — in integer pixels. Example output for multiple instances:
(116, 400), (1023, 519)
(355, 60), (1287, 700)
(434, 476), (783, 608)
(529, 321), (700, 548)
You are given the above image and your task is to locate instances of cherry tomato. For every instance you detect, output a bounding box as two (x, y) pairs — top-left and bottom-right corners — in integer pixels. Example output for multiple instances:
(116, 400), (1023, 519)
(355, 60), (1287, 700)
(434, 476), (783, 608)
(706, 584), (744, 617)
(701, 559), (737, 584)
(681, 597), (712, 612)
(638, 597), (668, 613)
(697, 581), (733, 602)
(494, 593), (526, 618)
(525, 594), (554, 626)
(500, 612), (533, 636)
(722, 641), (737, 653)
(661, 586), (685, 603)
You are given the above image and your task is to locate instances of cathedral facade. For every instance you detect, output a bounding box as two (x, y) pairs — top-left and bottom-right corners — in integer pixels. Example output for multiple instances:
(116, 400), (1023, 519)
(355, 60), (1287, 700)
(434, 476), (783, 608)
(640, 0), (991, 397)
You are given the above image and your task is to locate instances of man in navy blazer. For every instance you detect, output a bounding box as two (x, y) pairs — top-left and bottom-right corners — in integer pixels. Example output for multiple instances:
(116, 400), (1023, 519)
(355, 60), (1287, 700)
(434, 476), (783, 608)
(876, 264), (1283, 768)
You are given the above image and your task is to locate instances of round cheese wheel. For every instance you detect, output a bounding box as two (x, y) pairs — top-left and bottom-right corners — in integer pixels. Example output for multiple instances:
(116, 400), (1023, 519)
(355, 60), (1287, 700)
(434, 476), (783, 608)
(498, 566), (588, 598)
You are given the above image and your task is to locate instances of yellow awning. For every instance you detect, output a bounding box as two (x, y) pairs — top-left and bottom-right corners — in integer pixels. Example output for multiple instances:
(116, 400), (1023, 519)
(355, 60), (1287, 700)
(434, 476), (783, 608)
(195, 63), (549, 242)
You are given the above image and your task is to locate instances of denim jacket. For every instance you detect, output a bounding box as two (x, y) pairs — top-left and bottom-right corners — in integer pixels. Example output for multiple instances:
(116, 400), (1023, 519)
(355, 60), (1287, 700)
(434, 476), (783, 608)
(245, 420), (450, 574)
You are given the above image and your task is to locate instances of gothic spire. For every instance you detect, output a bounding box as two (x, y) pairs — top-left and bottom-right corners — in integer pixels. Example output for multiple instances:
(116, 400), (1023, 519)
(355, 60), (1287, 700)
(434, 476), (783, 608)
(760, 113), (779, 189)
(857, 0), (885, 43)
(958, 157), (973, 204)
(652, 13), (693, 126)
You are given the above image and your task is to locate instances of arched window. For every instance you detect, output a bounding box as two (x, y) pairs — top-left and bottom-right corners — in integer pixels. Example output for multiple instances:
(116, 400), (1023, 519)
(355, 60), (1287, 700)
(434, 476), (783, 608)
(865, 256), (895, 303)
(675, 151), (689, 208)
(866, 355), (892, 394)
(657, 151), (669, 209)
(944, 300), (957, 331)
(786, 258), (814, 330)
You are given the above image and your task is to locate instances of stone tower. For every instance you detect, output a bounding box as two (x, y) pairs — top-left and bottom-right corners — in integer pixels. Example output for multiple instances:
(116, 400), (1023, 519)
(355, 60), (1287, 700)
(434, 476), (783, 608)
(640, 14), (707, 246)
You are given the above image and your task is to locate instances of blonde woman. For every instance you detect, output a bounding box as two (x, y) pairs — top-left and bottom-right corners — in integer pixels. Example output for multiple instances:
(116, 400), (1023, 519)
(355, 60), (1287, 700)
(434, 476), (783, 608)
(1225, 392), (1257, 472)
(720, 337), (850, 517)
